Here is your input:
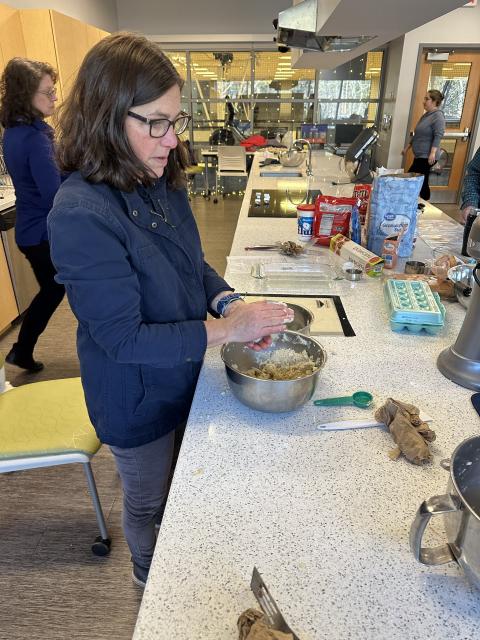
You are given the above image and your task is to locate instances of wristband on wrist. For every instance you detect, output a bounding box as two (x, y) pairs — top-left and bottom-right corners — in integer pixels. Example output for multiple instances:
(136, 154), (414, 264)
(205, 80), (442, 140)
(216, 293), (244, 317)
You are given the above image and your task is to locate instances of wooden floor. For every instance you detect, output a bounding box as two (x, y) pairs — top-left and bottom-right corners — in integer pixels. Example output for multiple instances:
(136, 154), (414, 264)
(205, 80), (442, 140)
(0, 195), (240, 640)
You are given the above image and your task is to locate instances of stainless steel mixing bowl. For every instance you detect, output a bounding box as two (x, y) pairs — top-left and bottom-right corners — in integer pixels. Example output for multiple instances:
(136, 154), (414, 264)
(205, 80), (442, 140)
(221, 330), (327, 412)
(284, 303), (313, 335)
(279, 149), (306, 168)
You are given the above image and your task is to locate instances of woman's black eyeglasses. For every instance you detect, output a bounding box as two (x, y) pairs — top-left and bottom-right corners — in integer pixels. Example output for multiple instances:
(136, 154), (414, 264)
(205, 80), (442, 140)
(127, 111), (191, 138)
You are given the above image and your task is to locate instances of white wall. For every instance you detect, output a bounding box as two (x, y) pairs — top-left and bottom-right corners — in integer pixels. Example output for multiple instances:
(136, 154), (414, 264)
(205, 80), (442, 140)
(376, 36), (404, 168)
(116, 0), (290, 37)
(386, 3), (480, 169)
(8, 0), (118, 31)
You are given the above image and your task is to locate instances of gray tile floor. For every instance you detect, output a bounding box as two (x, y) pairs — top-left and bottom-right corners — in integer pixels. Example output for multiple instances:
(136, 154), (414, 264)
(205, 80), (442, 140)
(0, 195), (240, 640)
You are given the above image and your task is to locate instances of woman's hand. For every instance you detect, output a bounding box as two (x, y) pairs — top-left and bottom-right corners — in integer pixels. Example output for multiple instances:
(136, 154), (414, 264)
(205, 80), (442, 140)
(428, 151), (436, 166)
(461, 205), (476, 225)
(205, 301), (294, 349)
(225, 301), (293, 348)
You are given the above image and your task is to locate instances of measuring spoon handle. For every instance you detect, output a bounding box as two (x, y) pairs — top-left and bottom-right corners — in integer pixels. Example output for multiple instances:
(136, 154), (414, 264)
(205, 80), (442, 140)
(313, 396), (353, 407)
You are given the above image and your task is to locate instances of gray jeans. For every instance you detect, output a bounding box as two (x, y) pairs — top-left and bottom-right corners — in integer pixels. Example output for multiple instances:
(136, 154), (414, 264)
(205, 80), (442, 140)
(110, 423), (185, 570)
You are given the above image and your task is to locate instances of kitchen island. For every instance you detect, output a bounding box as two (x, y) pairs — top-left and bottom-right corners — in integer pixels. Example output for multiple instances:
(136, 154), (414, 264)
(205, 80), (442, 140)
(134, 152), (480, 640)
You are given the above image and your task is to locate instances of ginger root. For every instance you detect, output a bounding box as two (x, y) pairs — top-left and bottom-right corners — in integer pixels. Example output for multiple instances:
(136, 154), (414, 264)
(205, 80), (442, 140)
(375, 398), (436, 465)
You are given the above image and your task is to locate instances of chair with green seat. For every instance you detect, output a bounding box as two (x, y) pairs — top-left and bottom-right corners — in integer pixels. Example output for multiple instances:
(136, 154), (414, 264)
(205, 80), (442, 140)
(185, 163), (205, 198)
(0, 377), (111, 556)
(183, 139), (206, 198)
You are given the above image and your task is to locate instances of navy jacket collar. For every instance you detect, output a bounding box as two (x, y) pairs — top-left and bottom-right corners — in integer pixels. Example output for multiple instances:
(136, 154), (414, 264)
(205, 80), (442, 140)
(119, 180), (179, 239)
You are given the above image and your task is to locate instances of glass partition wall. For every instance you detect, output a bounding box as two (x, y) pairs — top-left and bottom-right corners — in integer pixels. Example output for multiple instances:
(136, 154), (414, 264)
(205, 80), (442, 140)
(165, 48), (385, 152)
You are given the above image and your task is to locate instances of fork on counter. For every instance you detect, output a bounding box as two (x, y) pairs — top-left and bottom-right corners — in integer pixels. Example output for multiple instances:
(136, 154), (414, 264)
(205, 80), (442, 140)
(250, 567), (301, 640)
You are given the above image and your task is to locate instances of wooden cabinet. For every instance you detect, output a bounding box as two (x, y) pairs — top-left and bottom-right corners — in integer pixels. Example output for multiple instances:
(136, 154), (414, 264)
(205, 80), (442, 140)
(0, 5), (26, 77)
(50, 11), (109, 99)
(19, 9), (60, 97)
(0, 4), (110, 94)
(50, 11), (89, 99)
(19, 8), (110, 104)
(0, 236), (18, 333)
(87, 25), (109, 51)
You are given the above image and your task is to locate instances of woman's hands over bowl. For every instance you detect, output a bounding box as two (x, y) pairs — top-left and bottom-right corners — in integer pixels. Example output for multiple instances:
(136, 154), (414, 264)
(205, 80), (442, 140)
(224, 300), (294, 350)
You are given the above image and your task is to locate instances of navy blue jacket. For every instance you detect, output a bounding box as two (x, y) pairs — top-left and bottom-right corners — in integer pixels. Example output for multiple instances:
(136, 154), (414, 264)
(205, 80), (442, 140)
(48, 172), (232, 447)
(3, 119), (61, 246)
(461, 146), (480, 210)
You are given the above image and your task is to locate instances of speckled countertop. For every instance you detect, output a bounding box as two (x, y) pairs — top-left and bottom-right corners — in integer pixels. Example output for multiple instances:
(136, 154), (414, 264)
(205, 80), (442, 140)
(0, 187), (15, 213)
(134, 153), (480, 640)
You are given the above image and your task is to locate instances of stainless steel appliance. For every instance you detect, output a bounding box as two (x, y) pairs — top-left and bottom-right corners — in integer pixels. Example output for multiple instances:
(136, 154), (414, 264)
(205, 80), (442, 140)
(437, 216), (480, 390)
(0, 206), (39, 314)
(410, 435), (480, 590)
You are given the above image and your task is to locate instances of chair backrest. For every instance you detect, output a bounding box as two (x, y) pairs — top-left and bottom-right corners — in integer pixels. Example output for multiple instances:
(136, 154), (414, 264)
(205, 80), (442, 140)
(217, 146), (247, 173)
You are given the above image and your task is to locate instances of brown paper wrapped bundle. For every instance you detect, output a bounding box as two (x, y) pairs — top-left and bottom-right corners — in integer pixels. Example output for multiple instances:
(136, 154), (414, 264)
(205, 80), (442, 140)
(374, 398), (436, 465)
(238, 609), (294, 640)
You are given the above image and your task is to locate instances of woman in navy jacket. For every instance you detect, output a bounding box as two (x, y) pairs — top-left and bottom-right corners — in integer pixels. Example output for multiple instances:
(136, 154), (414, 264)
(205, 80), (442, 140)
(0, 58), (65, 371)
(48, 33), (293, 588)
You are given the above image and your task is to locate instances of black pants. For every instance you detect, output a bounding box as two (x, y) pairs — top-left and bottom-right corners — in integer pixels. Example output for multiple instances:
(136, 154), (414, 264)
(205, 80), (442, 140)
(408, 157), (431, 201)
(14, 241), (65, 358)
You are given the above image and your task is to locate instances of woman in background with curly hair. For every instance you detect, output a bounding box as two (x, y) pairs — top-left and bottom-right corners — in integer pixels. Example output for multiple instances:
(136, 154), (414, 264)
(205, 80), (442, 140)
(0, 58), (65, 372)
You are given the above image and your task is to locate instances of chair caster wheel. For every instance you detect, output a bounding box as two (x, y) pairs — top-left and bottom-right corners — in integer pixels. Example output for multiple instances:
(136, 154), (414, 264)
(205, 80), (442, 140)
(92, 536), (111, 556)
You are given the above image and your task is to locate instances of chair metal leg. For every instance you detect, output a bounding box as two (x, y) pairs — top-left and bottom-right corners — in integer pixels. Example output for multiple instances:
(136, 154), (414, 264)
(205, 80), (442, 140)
(83, 461), (110, 544)
(214, 170), (219, 203)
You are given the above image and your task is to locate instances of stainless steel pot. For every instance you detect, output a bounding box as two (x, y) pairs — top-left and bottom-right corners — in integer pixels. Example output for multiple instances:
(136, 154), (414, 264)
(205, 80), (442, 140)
(221, 330), (327, 412)
(410, 435), (480, 589)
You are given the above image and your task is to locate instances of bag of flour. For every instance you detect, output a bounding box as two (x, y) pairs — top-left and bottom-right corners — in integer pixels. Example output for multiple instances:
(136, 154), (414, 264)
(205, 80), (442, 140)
(366, 173), (423, 258)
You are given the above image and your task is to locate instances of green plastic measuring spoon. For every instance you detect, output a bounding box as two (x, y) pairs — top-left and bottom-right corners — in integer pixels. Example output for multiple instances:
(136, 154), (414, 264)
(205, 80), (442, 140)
(313, 391), (373, 409)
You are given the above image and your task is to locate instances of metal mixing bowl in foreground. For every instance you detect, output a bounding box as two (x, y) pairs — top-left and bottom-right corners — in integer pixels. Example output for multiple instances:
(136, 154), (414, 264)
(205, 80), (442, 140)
(221, 330), (327, 412)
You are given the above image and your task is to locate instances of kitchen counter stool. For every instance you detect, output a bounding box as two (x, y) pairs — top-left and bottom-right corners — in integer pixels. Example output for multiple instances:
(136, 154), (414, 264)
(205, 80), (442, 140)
(0, 377), (111, 555)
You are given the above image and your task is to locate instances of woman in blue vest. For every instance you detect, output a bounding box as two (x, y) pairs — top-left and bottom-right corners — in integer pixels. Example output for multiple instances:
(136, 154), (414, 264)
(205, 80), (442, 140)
(0, 58), (65, 372)
(48, 32), (293, 588)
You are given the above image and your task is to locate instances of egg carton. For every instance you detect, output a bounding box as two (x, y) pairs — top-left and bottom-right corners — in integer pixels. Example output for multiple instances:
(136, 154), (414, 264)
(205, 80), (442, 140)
(384, 279), (446, 334)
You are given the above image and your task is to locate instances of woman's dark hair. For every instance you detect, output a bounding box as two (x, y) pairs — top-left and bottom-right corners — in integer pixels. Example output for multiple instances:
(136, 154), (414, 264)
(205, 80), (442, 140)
(428, 89), (444, 106)
(56, 32), (188, 191)
(0, 57), (57, 127)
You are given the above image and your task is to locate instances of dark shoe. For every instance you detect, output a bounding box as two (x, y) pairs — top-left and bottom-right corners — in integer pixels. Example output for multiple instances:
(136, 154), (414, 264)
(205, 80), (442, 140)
(5, 349), (44, 373)
(132, 563), (149, 589)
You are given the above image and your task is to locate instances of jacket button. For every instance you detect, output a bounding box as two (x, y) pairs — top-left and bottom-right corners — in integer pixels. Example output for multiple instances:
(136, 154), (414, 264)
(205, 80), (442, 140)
(151, 222), (158, 229)
(132, 210), (138, 217)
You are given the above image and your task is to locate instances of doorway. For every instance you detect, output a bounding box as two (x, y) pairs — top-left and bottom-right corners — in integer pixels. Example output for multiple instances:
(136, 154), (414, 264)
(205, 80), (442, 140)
(405, 50), (480, 204)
